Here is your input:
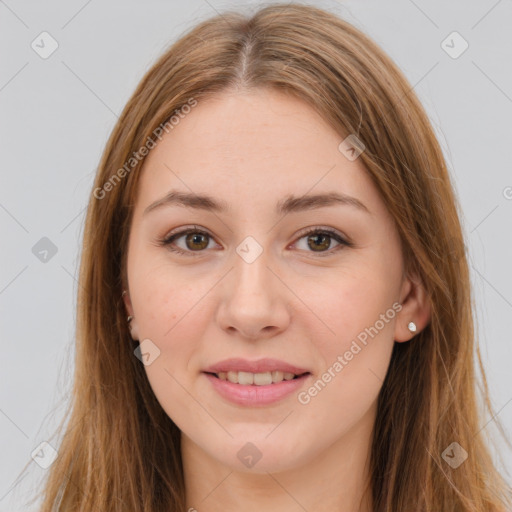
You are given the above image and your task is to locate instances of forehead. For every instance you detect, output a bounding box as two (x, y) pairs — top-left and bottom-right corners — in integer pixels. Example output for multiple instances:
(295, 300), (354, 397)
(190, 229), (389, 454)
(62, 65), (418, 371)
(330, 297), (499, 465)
(134, 89), (386, 218)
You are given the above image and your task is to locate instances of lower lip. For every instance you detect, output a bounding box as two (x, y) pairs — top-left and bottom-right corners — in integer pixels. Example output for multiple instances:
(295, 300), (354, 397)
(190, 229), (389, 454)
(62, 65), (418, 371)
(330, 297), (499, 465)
(204, 372), (311, 406)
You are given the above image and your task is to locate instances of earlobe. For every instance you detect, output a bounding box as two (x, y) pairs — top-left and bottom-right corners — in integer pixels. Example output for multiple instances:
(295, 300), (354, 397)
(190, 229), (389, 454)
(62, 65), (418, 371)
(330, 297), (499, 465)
(394, 272), (431, 343)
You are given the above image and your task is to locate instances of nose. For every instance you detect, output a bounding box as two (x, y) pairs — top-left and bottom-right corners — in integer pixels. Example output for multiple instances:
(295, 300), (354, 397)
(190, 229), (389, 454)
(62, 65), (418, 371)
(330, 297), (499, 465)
(215, 248), (291, 341)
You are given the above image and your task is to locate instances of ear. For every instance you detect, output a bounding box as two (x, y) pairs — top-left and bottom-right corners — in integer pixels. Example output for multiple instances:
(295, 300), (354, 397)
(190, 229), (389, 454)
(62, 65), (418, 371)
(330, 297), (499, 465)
(122, 288), (139, 341)
(394, 271), (431, 343)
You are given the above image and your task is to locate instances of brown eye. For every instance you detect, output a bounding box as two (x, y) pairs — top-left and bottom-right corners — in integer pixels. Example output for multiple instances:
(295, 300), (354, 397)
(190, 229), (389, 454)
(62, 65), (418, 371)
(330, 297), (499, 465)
(307, 232), (332, 252)
(161, 227), (215, 256)
(160, 226), (350, 258)
(294, 228), (349, 256)
(184, 232), (209, 251)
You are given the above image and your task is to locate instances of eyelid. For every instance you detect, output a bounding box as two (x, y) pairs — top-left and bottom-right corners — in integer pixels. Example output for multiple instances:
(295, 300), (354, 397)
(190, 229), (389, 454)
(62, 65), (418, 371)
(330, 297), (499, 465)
(290, 226), (352, 256)
(162, 224), (211, 242)
(293, 225), (349, 243)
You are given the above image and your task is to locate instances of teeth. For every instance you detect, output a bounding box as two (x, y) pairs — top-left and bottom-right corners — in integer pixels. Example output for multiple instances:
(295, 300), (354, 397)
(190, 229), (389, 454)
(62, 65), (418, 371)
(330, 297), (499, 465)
(227, 371), (238, 383)
(216, 370), (300, 385)
(271, 370), (284, 382)
(254, 372), (272, 385)
(238, 371), (254, 385)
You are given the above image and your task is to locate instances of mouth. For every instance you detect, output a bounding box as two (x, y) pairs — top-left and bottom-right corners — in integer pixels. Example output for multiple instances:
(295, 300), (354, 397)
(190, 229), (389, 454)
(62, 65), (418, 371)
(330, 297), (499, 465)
(205, 370), (310, 386)
(202, 358), (312, 406)
(202, 358), (312, 405)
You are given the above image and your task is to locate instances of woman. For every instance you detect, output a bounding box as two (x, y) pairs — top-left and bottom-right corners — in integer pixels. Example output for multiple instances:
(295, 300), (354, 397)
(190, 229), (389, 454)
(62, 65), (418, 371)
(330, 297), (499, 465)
(34, 3), (511, 511)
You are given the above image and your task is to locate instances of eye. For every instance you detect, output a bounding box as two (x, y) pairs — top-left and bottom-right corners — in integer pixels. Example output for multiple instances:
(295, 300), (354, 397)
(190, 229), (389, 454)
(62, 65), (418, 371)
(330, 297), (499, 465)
(159, 226), (217, 256)
(292, 227), (351, 256)
(158, 225), (352, 257)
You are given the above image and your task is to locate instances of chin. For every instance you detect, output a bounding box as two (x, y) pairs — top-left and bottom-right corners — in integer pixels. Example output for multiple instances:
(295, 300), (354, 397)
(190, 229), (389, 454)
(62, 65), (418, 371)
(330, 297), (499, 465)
(205, 436), (313, 475)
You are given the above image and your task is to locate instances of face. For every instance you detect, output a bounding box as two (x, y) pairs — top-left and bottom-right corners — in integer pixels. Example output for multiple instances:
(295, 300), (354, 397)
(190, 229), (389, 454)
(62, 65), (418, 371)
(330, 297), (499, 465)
(123, 88), (423, 474)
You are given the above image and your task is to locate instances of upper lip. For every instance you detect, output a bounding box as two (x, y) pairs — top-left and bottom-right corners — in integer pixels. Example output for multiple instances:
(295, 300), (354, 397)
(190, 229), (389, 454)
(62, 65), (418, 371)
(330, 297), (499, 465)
(203, 358), (310, 375)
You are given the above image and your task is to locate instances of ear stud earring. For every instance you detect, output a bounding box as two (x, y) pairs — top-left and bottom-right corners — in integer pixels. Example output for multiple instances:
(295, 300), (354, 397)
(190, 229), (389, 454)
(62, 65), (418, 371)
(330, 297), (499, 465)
(408, 321), (417, 333)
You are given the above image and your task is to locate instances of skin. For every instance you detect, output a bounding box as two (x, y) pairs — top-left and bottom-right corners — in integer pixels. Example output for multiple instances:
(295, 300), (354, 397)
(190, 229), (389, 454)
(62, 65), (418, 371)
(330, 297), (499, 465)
(123, 88), (431, 512)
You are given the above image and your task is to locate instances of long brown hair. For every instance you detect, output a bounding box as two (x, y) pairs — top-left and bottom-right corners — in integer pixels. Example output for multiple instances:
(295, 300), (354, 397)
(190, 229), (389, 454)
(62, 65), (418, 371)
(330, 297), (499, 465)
(27, 3), (512, 510)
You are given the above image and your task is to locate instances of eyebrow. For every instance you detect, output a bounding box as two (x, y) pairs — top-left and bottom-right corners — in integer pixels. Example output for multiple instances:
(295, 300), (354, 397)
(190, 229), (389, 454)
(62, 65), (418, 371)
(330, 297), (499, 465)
(143, 190), (370, 216)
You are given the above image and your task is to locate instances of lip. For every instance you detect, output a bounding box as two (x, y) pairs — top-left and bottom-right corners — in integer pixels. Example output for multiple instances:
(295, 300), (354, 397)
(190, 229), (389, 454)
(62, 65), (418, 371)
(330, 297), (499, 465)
(203, 357), (310, 375)
(204, 372), (311, 406)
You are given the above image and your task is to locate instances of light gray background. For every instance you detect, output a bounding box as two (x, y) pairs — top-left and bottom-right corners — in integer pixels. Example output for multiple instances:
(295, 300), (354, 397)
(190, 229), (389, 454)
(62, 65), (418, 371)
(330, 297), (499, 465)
(1, 0), (511, 510)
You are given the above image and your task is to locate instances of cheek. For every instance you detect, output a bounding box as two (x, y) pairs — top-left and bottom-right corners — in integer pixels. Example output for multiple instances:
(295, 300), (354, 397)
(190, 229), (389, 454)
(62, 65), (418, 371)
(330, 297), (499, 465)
(301, 261), (399, 351)
(129, 251), (201, 334)
(295, 259), (398, 409)
(296, 278), (397, 431)
(130, 266), (206, 425)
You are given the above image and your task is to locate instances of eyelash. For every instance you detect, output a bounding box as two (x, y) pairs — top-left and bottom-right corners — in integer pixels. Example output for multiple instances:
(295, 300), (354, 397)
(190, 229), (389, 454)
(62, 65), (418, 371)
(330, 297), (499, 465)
(157, 225), (352, 258)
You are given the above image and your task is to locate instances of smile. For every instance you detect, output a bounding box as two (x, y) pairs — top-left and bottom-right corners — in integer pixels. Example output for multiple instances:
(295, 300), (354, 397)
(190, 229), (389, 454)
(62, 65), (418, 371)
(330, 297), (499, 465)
(203, 371), (311, 406)
(212, 370), (305, 385)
